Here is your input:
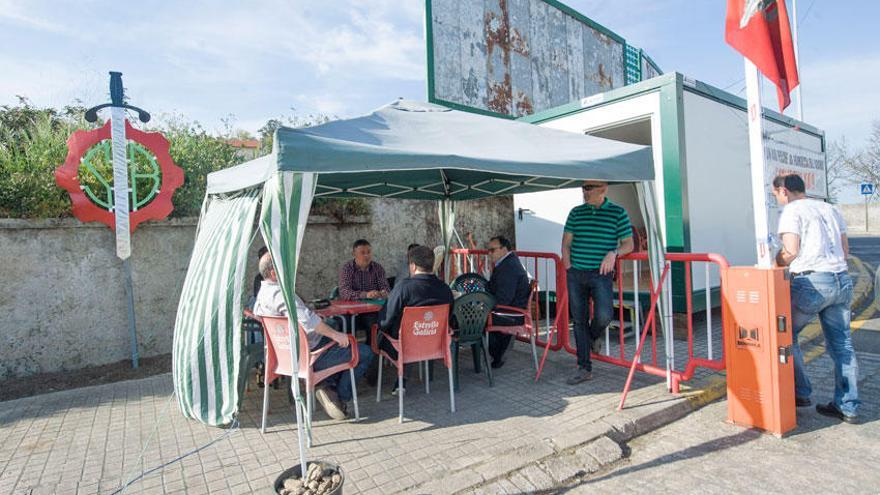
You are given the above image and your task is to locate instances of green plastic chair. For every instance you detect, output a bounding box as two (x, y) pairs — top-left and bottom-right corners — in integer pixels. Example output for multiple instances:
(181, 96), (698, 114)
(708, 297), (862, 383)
(451, 291), (496, 390)
(329, 286), (339, 300)
(451, 273), (489, 295)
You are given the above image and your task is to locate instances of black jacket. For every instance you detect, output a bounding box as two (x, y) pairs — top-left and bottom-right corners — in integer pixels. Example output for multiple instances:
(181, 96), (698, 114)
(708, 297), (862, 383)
(380, 273), (454, 337)
(489, 253), (530, 324)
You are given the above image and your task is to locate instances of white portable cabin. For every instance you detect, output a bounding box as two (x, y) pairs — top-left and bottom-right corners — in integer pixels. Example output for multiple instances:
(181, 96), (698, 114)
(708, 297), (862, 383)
(514, 72), (827, 311)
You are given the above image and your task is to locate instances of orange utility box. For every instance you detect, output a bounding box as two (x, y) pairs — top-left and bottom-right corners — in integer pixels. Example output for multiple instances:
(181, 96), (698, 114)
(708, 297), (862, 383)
(722, 266), (796, 436)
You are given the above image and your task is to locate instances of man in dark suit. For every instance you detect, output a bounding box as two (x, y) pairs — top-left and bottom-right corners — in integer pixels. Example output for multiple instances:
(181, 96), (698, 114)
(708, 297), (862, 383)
(377, 245), (454, 394)
(486, 236), (530, 369)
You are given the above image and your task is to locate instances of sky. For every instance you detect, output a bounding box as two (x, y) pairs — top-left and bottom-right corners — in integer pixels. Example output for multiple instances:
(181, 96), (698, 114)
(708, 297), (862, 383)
(1, 0), (877, 202)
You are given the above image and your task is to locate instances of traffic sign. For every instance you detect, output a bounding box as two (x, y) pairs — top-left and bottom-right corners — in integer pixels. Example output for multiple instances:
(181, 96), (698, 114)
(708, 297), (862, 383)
(861, 183), (874, 195)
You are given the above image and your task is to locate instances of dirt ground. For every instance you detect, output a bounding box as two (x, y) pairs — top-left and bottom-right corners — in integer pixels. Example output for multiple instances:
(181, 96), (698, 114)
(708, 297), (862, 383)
(0, 354), (172, 402)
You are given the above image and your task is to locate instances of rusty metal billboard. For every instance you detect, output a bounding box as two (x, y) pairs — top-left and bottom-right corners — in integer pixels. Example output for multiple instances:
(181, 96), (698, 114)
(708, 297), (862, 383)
(427, 0), (656, 118)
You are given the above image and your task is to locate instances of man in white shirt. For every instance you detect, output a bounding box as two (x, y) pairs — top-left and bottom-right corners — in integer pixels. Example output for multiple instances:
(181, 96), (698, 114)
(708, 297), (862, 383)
(773, 174), (860, 423)
(254, 253), (374, 420)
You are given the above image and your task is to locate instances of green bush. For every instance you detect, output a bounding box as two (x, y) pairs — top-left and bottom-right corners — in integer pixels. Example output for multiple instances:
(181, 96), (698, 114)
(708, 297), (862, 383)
(0, 99), (369, 220)
(0, 99), (91, 217)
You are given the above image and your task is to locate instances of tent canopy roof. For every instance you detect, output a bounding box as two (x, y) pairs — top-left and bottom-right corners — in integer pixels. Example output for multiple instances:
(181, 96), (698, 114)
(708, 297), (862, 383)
(206, 100), (653, 200)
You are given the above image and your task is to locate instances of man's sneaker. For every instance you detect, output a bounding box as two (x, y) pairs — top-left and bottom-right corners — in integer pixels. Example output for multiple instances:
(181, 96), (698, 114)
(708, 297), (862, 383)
(795, 396), (811, 407)
(315, 387), (348, 420)
(566, 368), (593, 385)
(391, 378), (407, 396)
(816, 402), (858, 424)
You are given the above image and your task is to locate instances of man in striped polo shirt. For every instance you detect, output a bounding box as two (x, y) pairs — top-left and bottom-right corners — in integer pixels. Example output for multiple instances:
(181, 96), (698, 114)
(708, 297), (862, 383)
(562, 181), (634, 385)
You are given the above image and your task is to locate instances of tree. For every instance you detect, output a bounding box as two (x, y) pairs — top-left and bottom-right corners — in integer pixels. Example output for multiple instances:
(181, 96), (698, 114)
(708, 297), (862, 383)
(825, 137), (862, 203)
(853, 120), (880, 189)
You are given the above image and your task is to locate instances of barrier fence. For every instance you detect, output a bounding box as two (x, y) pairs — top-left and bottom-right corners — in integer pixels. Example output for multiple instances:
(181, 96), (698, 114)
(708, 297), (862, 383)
(447, 248), (730, 398)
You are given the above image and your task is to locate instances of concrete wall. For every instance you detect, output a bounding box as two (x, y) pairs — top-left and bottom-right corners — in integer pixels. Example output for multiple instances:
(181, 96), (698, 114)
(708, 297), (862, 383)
(839, 203), (880, 234)
(0, 197), (513, 379)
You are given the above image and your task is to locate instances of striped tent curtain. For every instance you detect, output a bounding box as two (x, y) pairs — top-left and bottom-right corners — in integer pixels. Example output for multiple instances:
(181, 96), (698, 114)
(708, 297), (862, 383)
(258, 171), (316, 466)
(635, 181), (672, 387)
(438, 199), (455, 281)
(172, 188), (261, 426)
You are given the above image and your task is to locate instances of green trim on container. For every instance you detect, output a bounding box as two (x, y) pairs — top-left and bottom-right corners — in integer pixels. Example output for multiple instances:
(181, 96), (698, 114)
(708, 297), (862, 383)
(518, 73), (678, 124)
(687, 79), (824, 138)
(658, 74), (691, 312)
(425, 0), (435, 103)
(541, 0), (626, 44)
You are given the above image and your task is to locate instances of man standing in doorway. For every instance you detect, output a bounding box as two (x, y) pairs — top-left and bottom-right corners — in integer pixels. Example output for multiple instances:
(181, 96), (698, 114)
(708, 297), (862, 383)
(562, 181), (634, 385)
(773, 173), (860, 423)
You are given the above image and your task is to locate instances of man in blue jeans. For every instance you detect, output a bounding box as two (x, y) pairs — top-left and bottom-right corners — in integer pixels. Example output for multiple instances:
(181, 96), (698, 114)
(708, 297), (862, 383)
(562, 181), (634, 385)
(773, 174), (860, 423)
(254, 253), (374, 420)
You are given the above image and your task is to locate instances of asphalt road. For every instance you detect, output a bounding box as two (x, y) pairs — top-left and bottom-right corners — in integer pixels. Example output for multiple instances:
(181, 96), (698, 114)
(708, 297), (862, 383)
(849, 236), (880, 272)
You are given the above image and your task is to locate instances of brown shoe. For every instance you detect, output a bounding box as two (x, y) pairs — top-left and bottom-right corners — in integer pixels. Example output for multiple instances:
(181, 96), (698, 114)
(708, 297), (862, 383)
(315, 387), (348, 420)
(566, 369), (593, 385)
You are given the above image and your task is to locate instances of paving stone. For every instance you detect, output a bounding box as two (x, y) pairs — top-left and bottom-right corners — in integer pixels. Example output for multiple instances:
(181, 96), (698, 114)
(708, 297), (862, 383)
(0, 321), (732, 495)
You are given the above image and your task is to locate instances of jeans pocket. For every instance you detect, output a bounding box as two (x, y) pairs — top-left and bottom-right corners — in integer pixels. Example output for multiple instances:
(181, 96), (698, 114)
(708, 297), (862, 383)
(792, 280), (825, 315)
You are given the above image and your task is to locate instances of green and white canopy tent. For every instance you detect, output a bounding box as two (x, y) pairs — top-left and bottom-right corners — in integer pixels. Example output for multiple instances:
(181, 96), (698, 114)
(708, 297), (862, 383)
(173, 99), (665, 435)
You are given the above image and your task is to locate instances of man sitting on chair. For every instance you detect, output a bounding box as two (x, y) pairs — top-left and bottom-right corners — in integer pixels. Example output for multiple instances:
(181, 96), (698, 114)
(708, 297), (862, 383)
(486, 236), (530, 369)
(377, 245), (454, 394)
(254, 252), (374, 420)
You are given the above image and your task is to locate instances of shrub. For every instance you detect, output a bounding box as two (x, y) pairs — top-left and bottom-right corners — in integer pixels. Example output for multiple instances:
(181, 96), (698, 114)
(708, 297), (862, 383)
(0, 99), (369, 220)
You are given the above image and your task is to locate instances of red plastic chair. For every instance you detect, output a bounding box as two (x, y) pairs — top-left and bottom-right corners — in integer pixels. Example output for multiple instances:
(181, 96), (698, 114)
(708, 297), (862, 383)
(370, 304), (455, 423)
(258, 315), (360, 443)
(486, 280), (539, 371)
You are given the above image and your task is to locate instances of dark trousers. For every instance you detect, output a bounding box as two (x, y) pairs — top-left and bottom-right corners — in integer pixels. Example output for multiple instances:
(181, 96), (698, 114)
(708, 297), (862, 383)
(488, 313), (524, 363)
(378, 326), (399, 362)
(567, 268), (613, 372)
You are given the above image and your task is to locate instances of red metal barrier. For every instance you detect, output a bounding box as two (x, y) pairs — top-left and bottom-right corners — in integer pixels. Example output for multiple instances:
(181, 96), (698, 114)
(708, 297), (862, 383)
(447, 249), (729, 394)
(449, 249), (568, 358)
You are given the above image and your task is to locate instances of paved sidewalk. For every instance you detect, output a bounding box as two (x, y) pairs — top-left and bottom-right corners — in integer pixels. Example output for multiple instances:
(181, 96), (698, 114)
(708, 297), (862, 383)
(1, 258), (870, 494)
(0, 335), (705, 495)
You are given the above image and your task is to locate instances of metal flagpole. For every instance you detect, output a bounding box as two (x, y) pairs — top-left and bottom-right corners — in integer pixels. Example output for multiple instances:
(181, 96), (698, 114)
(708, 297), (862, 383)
(744, 59), (773, 268)
(792, 0), (804, 121)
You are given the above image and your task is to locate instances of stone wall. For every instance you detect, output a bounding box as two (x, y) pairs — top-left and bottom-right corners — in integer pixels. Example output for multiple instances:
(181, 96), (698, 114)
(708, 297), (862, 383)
(839, 203), (880, 234)
(0, 197), (513, 379)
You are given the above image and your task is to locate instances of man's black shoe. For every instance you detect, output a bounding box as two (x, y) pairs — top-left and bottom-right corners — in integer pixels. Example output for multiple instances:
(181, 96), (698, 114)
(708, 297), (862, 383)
(795, 396), (811, 407)
(816, 402), (858, 424)
(490, 359), (505, 369)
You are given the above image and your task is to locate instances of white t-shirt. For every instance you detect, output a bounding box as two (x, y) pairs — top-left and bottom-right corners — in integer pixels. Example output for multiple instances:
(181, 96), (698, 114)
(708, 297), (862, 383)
(777, 198), (847, 274)
(253, 280), (323, 349)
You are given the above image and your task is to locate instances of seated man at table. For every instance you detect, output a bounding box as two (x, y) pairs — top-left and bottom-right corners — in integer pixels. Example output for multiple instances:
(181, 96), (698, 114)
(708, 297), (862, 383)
(377, 245), (454, 394)
(486, 235), (530, 369)
(339, 239), (390, 342)
(254, 252), (374, 420)
(339, 239), (390, 300)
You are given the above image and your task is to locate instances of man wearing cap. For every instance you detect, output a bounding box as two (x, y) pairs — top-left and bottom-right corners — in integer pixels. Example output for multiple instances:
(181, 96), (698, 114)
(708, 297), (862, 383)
(562, 181), (634, 385)
(773, 173), (860, 423)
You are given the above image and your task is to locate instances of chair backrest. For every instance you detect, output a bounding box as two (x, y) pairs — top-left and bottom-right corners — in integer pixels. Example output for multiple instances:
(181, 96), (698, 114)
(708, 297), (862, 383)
(398, 304), (451, 365)
(451, 272), (489, 295)
(329, 286), (339, 300)
(260, 315), (310, 383)
(452, 292), (495, 344)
